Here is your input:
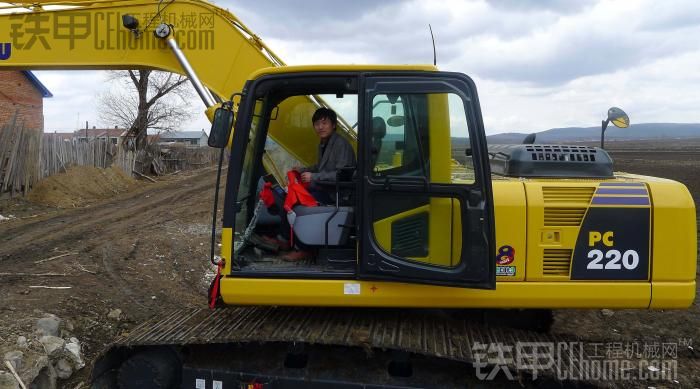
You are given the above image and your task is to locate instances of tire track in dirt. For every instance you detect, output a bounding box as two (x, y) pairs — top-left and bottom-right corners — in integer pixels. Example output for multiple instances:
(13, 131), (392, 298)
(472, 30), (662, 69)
(1, 173), (215, 245)
(0, 168), (222, 263)
(100, 242), (147, 309)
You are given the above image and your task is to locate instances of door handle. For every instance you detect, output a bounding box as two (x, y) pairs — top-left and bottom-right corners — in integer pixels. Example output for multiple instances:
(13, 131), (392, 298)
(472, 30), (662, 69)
(382, 175), (428, 190)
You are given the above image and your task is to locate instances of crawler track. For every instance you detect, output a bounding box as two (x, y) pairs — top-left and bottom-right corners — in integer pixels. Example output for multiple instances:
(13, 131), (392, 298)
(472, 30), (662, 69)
(109, 307), (595, 378)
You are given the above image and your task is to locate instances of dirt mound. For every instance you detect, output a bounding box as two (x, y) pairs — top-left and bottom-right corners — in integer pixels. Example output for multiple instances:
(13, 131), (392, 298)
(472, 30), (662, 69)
(28, 166), (138, 208)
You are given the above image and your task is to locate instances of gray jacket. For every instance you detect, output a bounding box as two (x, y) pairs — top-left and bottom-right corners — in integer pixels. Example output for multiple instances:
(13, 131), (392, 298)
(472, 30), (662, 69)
(302, 132), (356, 182)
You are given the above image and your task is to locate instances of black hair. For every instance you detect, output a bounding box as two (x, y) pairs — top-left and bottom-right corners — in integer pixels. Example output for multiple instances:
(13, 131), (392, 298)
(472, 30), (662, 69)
(312, 107), (337, 127)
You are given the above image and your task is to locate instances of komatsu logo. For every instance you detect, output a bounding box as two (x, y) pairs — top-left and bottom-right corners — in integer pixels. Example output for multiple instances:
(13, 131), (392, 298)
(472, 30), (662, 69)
(0, 43), (11, 60)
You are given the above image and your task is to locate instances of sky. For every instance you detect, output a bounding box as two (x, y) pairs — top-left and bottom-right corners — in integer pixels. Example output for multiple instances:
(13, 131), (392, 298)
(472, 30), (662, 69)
(21, 0), (700, 134)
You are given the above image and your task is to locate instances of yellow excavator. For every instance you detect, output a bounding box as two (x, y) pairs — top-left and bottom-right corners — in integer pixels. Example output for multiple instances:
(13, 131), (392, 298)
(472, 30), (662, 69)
(2, 0), (696, 387)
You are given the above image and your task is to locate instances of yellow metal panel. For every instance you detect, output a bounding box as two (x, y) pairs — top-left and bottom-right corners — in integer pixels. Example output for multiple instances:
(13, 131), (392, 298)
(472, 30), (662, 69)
(372, 199), (460, 267)
(221, 227), (233, 274)
(524, 182), (597, 281)
(492, 181), (527, 281)
(650, 282), (696, 309)
(220, 278), (652, 308)
(647, 181), (697, 282)
(427, 198), (455, 266)
(427, 94), (451, 183)
(423, 94), (455, 266)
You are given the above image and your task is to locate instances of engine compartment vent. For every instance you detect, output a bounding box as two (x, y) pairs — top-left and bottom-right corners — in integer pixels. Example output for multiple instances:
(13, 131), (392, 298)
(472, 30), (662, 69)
(526, 145), (598, 161)
(543, 249), (573, 276)
(544, 208), (587, 226)
(542, 187), (595, 204)
(489, 144), (613, 178)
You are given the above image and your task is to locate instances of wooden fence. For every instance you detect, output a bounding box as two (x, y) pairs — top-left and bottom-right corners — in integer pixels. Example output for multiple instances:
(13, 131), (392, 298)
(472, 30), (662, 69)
(1, 120), (221, 197)
(158, 144), (221, 173)
(41, 133), (114, 178)
(113, 145), (221, 177)
(0, 116), (41, 196)
(113, 146), (137, 177)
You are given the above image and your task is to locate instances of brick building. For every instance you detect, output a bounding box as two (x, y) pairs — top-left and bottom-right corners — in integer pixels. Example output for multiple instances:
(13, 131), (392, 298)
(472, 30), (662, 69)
(0, 70), (53, 130)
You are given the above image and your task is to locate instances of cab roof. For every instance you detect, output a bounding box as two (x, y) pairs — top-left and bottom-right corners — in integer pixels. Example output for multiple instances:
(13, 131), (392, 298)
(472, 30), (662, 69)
(248, 64), (439, 80)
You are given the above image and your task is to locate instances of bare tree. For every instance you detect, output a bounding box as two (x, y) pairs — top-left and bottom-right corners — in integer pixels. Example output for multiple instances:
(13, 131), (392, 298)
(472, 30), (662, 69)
(98, 70), (194, 150)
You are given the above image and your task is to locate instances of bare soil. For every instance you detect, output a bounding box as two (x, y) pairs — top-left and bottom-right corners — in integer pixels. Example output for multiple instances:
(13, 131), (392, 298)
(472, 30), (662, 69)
(27, 166), (137, 208)
(1, 168), (221, 387)
(1, 140), (699, 388)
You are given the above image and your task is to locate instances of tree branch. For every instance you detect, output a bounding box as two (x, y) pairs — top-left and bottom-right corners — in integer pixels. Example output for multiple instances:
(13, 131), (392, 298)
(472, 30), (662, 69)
(98, 70), (195, 150)
(128, 70), (139, 89)
(148, 76), (189, 105)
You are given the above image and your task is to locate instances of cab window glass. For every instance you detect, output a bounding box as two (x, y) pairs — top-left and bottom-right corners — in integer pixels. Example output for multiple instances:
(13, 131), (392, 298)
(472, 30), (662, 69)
(370, 93), (475, 184)
(370, 94), (428, 178)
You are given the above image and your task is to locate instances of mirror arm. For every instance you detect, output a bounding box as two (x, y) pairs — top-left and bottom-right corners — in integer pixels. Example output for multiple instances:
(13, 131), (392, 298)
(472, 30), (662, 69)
(601, 119), (610, 149)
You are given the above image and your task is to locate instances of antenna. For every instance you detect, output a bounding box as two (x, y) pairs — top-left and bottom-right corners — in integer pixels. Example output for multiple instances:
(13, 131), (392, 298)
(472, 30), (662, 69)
(429, 24), (437, 66)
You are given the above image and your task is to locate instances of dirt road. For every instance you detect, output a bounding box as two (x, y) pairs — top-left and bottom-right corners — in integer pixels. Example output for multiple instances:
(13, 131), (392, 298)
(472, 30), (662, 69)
(0, 168), (222, 385)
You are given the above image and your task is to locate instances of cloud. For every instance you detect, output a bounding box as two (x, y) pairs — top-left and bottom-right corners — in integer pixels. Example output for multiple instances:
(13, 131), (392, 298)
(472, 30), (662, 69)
(487, 0), (596, 13)
(9, 0), (700, 135)
(224, 0), (700, 86)
(475, 49), (700, 133)
(34, 71), (103, 132)
(447, 0), (700, 85)
(229, 0), (403, 25)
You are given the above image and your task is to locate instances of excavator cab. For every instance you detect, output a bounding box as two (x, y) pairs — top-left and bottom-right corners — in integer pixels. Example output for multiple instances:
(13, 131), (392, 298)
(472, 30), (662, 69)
(218, 69), (496, 290)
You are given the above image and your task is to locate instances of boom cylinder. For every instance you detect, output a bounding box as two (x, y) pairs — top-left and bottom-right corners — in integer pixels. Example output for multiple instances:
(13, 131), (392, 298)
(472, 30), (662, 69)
(165, 36), (217, 107)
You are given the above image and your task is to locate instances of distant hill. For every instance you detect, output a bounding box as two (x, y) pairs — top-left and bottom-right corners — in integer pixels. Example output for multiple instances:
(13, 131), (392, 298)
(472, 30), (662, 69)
(486, 123), (700, 144)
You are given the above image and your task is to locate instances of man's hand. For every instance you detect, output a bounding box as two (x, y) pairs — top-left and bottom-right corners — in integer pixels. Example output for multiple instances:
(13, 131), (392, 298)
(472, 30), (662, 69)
(300, 172), (313, 183)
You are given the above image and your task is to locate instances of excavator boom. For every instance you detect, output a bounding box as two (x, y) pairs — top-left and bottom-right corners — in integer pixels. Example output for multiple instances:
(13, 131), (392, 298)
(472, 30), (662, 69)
(0, 0), (353, 166)
(1, 0), (280, 96)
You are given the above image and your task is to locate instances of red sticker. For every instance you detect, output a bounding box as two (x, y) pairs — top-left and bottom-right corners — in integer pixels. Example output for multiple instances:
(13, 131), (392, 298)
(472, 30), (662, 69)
(496, 245), (515, 265)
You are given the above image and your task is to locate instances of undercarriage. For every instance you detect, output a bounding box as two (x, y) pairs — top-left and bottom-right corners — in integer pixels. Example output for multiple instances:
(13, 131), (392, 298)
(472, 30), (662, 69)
(91, 307), (578, 388)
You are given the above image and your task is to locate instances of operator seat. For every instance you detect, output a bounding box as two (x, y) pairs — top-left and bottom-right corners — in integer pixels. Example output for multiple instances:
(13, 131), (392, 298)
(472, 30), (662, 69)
(290, 118), (386, 246)
(290, 205), (354, 246)
(290, 164), (356, 246)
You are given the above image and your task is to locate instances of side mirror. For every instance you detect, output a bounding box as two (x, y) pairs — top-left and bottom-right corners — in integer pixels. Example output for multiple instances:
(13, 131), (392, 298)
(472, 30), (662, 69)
(208, 107), (234, 148)
(608, 107), (629, 129)
(600, 106), (629, 149)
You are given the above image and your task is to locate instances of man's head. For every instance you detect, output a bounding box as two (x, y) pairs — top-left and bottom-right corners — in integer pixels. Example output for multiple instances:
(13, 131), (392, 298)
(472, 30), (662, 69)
(312, 107), (337, 141)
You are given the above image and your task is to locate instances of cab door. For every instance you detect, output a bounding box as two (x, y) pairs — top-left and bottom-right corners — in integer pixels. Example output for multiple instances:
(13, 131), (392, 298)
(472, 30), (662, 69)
(359, 73), (495, 289)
